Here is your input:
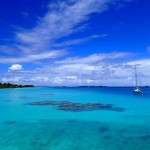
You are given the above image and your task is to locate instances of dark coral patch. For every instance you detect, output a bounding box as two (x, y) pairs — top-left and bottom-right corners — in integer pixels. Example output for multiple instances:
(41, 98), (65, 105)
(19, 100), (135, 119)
(99, 126), (110, 133)
(123, 115), (129, 118)
(40, 94), (54, 96)
(139, 135), (150, 141)
(111, 107), (125, 112)
(68, 120), (77, 123)
(118, 129), (125, 133)
(3, 121), (16, 125)
(20, 96), (29, 99)
(26, 101), (60, 106)
(25, 100), (125, 112)
(103, 135), (112, 139)
(126, 136), (133, 140)
(5, 100), (12, 102)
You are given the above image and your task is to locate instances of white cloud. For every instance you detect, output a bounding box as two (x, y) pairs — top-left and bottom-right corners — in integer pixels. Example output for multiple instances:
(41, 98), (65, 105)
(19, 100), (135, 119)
(0, 50), (67, 63)
(16, 0), (109, 45)
(128, 59), (150, 67)
(147, 46), (150, 52)
(2, 77), (23, 83)
(30, 77), (49, 83)
(52, 34), (108, 48)
(66, 76), (77, 79)
(8, 64), (23, 71)
(0, 45), (16, 55)
(55, 52), (132, 64)
(53, 77), (64, 84)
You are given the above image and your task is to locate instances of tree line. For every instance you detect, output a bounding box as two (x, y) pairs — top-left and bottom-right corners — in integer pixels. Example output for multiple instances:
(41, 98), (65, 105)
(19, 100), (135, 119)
(0, 83), (34, 88)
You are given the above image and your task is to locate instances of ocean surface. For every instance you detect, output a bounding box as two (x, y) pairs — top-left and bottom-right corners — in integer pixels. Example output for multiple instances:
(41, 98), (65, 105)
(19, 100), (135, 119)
(0, 87), (150, 150)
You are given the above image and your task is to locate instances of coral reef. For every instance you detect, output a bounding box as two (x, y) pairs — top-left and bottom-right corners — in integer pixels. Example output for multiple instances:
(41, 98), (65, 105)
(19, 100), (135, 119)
(25, 100), (125, 112)
(99, 126), (110, 133)
(3, 121), (16, 125)
(139, 135), (150, 141)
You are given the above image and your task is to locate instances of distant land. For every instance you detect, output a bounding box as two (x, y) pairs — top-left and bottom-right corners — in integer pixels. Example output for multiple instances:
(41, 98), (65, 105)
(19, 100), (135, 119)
(0, 83), (34, 88)
(52, 86), (149, 88)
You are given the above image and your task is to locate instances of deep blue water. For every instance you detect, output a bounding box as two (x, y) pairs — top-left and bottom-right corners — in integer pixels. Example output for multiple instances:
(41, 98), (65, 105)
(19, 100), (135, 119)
(0, 87), (150, 150)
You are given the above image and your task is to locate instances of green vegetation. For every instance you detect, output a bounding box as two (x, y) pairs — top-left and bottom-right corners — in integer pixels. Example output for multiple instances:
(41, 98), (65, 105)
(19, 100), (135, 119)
(0, 83), (34, 88)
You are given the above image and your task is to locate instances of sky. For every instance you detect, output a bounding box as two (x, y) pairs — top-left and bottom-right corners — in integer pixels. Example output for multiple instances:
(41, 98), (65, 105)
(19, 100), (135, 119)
(0, 0), (150, 86)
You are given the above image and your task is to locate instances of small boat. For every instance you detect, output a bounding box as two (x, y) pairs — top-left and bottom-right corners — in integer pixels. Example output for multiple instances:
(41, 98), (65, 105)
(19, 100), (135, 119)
(134, 86), (141, 94)
(134, 64), (141, 94)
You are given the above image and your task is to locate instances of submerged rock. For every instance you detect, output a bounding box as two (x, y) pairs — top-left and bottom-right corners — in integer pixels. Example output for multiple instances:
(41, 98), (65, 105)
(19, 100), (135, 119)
(139, 135), (150, 141)
(111, 107), (125, 112)
(26, 101), (60, 106)
(3, 121), (16, 125)
(103, 135), (112, 139)
(99, 126), (110, 133)
(26, 100), (125, 112)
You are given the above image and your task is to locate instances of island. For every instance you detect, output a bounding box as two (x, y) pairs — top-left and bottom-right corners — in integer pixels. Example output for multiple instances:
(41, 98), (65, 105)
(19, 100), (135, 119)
(0, 83), (34, 88)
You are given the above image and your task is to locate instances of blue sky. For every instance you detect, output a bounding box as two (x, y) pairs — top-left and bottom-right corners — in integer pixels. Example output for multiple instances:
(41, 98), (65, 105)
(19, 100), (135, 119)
(0, 0), (150, 86)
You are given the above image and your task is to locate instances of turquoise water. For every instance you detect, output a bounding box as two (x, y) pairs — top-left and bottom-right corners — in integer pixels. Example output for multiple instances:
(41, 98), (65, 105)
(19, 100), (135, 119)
(0, 87), (150, 150)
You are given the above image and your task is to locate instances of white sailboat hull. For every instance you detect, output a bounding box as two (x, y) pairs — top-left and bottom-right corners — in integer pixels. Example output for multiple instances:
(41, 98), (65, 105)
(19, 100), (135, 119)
(134, 87), (141, 94)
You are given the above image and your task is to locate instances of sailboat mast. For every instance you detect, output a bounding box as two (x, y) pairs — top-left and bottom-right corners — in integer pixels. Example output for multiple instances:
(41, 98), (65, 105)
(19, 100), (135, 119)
(134, 64), (141, 93)
(135, 64), (137, 87)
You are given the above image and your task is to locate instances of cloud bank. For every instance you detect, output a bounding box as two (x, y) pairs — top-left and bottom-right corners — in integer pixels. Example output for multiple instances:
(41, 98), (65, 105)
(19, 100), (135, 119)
(1, 52), (150, 86)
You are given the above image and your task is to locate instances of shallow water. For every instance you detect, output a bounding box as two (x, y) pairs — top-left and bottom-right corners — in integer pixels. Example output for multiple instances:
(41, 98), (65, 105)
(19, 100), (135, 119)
(0, 87), (150, 150)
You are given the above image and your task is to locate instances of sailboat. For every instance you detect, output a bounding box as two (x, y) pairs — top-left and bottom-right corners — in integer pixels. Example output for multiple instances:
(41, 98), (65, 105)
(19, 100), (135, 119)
(134, 64), (141, 94)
